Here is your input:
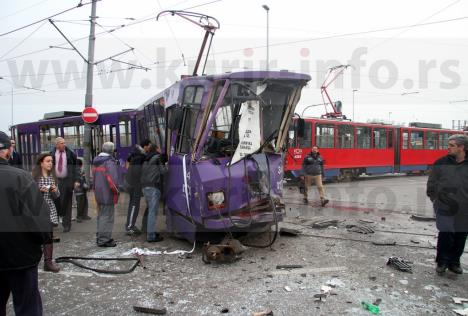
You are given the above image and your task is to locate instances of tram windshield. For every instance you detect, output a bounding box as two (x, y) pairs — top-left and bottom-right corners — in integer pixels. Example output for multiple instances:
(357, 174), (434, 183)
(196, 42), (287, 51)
(203, 80), (299, 163)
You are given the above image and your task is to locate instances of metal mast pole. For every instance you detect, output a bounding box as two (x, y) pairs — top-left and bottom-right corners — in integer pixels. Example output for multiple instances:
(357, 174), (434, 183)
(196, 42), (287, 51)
(83, 0), (97, 182)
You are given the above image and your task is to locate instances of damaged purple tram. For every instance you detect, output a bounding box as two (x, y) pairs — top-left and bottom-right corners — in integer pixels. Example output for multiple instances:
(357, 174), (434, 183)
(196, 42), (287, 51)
(138, 71), (311, 241)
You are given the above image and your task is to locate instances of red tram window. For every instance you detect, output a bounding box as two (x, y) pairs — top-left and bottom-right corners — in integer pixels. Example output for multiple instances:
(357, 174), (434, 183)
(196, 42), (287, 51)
(426, 131), (438, 150)
(316, 123), (335, 148)
(356, 126), (371, 149)
(410, 130), (423, 149)
(337, 124), (354, 148)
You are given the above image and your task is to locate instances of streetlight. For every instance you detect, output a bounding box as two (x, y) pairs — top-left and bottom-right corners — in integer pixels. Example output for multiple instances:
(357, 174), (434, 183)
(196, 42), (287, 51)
(388, 112), (392, 122)
(352, 89), (358, 121)
(262, 5), (270, 71)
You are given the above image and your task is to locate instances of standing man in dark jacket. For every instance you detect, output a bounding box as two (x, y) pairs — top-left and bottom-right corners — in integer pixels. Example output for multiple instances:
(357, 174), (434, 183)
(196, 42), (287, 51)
(0, 131), (51, 316)
(427, 134), (468, 275)
(8, 138), (22, 169)
(140, 144), (166, 242)
(125, 139), (151, 235)
(51, 137), (80, 232)
(301, 146), (329, 207)
(93, 142), (120, 247)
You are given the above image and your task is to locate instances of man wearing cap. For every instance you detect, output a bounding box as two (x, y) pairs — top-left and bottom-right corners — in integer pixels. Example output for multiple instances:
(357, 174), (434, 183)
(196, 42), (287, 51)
(0, 131), (51, 315)
(51, 137), (80, 233)
(8, 138), (22, 169)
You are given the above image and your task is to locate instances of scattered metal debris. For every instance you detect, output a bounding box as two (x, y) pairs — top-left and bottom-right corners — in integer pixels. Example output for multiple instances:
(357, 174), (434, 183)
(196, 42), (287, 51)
(410, 214), (436, 222)
(220, 308), (229, 313)
(346, 224), (374, 234)
(372, 239), (396, 246)
(387, 256), (413, 273)
(284, 286), (292, 292)
(133, 305), (167, 315)
(373, 298), (382, 306)
(279, 227), (301, 236)
(276, 265), (303, 270)
(314, 293), (327, 302)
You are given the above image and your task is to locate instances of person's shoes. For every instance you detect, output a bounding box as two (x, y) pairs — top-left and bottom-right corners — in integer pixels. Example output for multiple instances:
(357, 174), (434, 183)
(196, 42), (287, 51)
(76, 217), (83, 223)
(147, 234), (164, 242)
(321, 199), (330, 207)
(52, 236), (61, 243)
(303, 198), (308, 203)
(63, 227), (71, 233)
(448, 264), (463, 274)
(436, 263), (448, 275)
(81, 215), (92, 220)
(126, 226), (142, 236)
(97, 239), (117, 247)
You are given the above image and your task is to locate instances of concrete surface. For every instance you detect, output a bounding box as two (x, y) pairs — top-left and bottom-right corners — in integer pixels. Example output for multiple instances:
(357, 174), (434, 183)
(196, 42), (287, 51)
(5, 175), (468, 315)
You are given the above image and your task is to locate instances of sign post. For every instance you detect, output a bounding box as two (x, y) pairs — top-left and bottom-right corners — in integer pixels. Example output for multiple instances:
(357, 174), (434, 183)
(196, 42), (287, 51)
(82, 107), (99, 124)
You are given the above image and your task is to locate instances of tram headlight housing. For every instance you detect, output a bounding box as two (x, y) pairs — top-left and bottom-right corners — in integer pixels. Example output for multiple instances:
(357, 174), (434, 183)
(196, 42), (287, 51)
(207, 191), (225, 210)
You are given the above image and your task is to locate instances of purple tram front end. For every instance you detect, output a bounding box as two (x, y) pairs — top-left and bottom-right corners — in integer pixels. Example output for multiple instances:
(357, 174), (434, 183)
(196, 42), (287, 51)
(145, 71), (310, 241)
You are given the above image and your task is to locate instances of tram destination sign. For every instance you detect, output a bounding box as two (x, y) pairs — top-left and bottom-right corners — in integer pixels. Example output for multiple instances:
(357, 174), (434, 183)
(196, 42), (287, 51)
(82, 107), (99, 124)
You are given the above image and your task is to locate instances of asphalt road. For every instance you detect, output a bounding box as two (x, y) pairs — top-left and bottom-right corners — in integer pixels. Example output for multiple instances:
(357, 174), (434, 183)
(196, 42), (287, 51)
(6, 175), (468, 315)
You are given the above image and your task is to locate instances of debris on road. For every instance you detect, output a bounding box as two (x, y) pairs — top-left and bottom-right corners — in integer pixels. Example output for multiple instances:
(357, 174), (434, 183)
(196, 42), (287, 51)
(325, 278), (345, 288)
(346, 224), (374, 234)
(410, 214), (436, 222)
(279, 227), (300, 236)
(311, 218), (341, 229)
(252, 310), (273, 316)
(453, 308), (468, 316)
(453, 297), (468, 305)
(387, 256), (413, 273)
(361, 301), (380, 314)
(133, 305), (167, 315)
(284, 286), (292, 292)
(276, 265), (303, 270)
(372, 239), (396, 246)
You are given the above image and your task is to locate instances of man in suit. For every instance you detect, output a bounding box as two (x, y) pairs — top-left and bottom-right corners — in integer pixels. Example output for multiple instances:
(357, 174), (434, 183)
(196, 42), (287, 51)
(51, 137), (80, 232)
(8, 138), (22, 169)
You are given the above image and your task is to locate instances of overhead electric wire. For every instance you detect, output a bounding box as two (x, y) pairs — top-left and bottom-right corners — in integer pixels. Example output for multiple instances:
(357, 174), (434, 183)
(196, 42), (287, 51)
(0, 0), (51, 21)
(0, 20), (48, 60)
(0, 0), (99, 37)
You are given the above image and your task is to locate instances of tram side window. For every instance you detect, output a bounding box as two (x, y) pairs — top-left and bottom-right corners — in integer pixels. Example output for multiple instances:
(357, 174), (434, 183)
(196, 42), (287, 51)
(410, 131), (423, 149)
(63, 125), (79, 150)
(287, 123), (296, 148)
(373, 128), (387, 149)
(388, 129), (393, 148)
(101, 124), (115, 143)
(426, 132), (438, 150)
(177, 86), (204, 153)
(299, 121), (312, 148)
(315, 124), (334, 148)
(356, 126), (371, 149)
(337, 124), (354, 148)
(402, 132), (408, 149)
(119, 119), (132, 148)
(439, 133), (450, 149)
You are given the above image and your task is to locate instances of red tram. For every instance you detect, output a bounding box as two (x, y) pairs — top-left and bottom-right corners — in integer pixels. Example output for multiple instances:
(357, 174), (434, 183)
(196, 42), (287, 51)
(285, 118), (464, 181)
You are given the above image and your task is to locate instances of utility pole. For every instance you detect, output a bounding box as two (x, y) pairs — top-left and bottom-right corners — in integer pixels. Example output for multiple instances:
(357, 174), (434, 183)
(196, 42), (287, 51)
(262, 5), (270, 71)
(83, 0), (97, 182)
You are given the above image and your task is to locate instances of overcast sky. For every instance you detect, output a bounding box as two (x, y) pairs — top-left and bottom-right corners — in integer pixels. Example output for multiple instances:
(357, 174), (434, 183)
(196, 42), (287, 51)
(1, 0), (467, 133)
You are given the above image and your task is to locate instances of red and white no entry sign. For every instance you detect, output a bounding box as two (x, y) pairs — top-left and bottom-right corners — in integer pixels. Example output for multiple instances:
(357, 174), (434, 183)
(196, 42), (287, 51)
(82, 107), (99, 124)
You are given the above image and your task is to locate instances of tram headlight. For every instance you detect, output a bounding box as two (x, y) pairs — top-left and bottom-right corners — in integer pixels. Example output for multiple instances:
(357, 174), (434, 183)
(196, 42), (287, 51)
(207, 191), (225, 210)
